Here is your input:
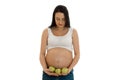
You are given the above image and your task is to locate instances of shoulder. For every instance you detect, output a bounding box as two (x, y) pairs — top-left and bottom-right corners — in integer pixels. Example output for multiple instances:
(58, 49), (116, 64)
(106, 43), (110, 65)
(72, 28), (78, 37)
(41, 28), (49, 37)
(72, 28), (77, 32)
(72, 28), (78, 34)
(42, 28), (49, 34)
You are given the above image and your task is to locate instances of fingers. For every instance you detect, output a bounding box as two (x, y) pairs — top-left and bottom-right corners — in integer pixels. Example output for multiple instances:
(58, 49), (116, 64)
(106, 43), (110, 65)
(61, 72), (68, 76)
(44, 68), (71, 76)
(44, 69), (59, 76)
(50, 72), (59, 76)
(61, 69), (71, 76)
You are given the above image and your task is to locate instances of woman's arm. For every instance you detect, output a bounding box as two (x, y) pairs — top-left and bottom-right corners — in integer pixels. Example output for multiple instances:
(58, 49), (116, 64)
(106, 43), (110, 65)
(68, 28), (80, 71)
(39, 28), (59, 76)
(39, 28), (48, 70)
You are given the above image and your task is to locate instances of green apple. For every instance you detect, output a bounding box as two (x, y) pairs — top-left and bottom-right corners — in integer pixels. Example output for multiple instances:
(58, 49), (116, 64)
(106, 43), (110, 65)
(55, 68), (61, 75)
(62, 68), (69, 74)
(49, 66), (55, 72)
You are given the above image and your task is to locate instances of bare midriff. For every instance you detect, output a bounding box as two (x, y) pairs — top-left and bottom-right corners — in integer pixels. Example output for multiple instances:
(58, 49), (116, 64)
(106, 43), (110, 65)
(45, 47), (73, 68)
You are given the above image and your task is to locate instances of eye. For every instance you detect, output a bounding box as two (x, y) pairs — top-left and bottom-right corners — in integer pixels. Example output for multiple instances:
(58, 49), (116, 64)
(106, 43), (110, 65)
(56, 18), (60, 21)
(62, 18), (65, 21)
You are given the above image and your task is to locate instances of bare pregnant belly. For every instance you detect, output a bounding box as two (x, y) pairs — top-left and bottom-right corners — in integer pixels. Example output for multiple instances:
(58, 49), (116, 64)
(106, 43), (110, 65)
(45, 48), (73, 68)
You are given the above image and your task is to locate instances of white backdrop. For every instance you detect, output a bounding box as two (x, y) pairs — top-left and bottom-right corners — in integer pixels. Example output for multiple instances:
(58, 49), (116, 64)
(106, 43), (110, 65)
(0, 0), (120, 80)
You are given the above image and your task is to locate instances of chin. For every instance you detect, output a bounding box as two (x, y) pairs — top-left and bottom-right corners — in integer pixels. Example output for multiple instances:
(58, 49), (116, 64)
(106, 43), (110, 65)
(58, 26), (64, 28)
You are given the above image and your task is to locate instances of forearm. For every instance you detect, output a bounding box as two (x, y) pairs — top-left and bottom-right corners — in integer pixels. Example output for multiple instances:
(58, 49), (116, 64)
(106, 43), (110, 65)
(68, 54), (80, 70)
(40, 54), (47, 70)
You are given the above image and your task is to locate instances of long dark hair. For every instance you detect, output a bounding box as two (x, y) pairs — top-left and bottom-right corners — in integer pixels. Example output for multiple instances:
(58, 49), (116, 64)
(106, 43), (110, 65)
(49, 5), (70, 28)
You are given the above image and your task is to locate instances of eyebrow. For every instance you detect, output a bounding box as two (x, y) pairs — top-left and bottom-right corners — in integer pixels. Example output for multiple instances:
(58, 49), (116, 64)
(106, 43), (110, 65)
(55, 17), (65, 19)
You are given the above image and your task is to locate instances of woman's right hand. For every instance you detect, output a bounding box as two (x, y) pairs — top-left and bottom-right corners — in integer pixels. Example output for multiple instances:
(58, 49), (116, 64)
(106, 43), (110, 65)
(43, 68), (59, 76)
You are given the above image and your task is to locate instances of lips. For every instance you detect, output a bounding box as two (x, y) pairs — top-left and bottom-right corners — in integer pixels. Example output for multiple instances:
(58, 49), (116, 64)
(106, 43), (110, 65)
(58, 24), (63, 26)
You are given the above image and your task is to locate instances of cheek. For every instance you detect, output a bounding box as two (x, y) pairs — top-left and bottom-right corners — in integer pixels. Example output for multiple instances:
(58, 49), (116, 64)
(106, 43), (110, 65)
(55, 20), (58, 24)
(62, 22), (65, 26)
(63, 22), (65, 24)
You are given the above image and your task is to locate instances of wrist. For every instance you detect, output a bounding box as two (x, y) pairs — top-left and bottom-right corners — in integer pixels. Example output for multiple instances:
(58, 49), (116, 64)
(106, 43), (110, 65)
(68, 68), (72, 72)
(43, 67), (48, 71)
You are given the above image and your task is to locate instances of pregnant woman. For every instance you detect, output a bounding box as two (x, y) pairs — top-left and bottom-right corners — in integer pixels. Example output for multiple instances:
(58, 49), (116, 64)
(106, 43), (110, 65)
(39, 5), (80, 80)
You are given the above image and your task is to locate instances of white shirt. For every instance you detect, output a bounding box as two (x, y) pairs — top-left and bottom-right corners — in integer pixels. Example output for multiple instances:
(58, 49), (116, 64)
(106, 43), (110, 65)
(47, 28), (73, 52)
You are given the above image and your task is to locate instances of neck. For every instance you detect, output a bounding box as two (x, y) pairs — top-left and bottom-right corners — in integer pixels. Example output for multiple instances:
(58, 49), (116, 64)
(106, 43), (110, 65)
(55, 27), (66, 30)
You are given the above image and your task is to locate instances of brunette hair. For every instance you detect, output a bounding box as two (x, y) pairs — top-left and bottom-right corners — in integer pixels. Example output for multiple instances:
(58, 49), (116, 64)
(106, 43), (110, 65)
(49, 5), (70, 28)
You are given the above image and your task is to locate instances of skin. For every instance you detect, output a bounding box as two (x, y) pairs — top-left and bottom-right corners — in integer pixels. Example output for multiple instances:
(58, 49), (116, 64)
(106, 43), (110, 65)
(39, 12), (80, 76)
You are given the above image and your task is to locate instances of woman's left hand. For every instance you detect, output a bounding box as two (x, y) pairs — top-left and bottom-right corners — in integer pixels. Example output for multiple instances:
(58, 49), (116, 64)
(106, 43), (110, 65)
(61, 68), (71, 76)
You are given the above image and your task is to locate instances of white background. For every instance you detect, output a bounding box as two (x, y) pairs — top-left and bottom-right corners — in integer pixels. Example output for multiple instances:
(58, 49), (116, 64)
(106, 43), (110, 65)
(0, 0), (120, 80)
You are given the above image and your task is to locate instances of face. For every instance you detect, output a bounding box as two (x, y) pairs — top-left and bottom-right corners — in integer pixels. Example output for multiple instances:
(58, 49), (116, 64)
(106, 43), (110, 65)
(55, 12), (65, 28)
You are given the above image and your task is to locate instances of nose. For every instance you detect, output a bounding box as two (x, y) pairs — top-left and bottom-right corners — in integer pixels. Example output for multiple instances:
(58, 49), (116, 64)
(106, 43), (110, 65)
(59, 20), (62, 24)
(59, 19), (64, 24)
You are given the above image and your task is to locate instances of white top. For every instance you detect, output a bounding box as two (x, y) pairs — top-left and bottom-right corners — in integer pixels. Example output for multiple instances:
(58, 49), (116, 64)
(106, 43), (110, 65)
(47, 28), (73, 51)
